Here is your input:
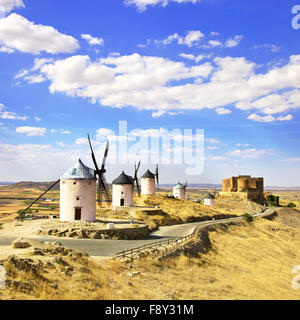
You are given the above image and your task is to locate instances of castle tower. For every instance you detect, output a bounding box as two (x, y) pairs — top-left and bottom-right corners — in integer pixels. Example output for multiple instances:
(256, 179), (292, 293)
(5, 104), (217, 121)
(173, 182), (185, 200)
(141, 169), (155, 195)
(112, 171), (134, 207)
(60, 159), (97, 222)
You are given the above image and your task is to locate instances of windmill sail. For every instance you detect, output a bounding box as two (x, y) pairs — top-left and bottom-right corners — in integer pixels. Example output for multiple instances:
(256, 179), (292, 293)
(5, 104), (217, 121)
(87, 134), (112, 207)
(155, 164), (159, 191)
(134, 161), (141, 196)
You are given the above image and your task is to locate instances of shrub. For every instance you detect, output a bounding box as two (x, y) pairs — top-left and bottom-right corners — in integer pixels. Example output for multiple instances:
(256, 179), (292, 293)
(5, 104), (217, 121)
(287, 202), (296, 208)
(266, 195), (280, 207)
(243, 213), (254, 223)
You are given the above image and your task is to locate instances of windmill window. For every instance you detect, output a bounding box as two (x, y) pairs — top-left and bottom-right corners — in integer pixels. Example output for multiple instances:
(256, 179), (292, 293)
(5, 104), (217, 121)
(76, 197), (80, 201)
(73, 182), (76, 185)
(121, 191), (124, 195)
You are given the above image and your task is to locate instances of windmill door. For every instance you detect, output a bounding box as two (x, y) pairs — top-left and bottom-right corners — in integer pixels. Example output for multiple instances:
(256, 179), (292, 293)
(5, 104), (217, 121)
(75, 208), (81, 220)
(120, 199), (125, 206)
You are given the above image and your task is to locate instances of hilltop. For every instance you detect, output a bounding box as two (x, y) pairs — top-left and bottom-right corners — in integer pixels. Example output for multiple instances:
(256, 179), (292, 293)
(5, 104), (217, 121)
(4, 181), (60, 191)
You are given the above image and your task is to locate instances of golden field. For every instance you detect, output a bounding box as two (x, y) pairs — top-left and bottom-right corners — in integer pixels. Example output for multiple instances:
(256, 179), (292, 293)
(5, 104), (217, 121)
(1, 207), (300, 300)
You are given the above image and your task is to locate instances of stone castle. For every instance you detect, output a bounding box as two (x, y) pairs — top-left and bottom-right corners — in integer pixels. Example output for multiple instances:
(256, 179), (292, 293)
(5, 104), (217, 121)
(220, 175), (264, 204)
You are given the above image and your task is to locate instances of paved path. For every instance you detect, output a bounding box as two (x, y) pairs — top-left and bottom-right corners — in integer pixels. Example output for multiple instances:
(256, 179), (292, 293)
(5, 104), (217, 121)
(0, 208), (273, 257)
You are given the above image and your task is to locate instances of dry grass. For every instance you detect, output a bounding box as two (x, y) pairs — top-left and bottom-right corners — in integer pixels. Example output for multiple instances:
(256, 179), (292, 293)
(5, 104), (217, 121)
(1, 208), (300, 300)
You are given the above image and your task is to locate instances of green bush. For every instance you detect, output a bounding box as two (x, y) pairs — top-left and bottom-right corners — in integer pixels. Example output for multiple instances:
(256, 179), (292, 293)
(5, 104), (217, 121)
(266, 195), (280, 207)
(243, 213), (254, 223)
(287, 202), (296, 208)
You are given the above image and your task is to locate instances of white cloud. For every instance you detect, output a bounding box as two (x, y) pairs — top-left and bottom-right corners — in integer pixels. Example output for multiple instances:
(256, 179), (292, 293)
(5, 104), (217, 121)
(206, 146), (218, 150)
(247, 113), (293, 123)
(226, 148), (274, 158)
(215, 107), (231, 115)
(152, 110), (166, 118)
(154, 30), (204, 47)
(124, 0), (201, 12)
(0, 0), (24, 15)
(26, 53), (300, 121)
(209, 156), (229, 161)
(0, 141), (85, 181)
(152, 110), (183, 117)
(16, 126), (46, 136)
(180, 30), (204, 47)
(14, 68), (28, 79)
(81, 34), (104, 46)
(0, 45), (14, 53)
(225, 35), (243, 48)
(61, 130), (71, 135)
(237, 90), (300, 116)
(205, 138), (220, 144)
(254, 44), (280, 53)
(23, 74), (45, 84)
(236, 143), (250, 147)
(0, 13), (79, 54)
(34, 116), (41, 121)
(179, 53), (210, 63)
(208, 40), (222, 47)
(0, 102), (28, 120)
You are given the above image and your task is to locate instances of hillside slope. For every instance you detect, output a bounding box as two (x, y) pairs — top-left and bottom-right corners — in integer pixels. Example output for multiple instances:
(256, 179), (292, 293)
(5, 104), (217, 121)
(1, 208), (299, 300)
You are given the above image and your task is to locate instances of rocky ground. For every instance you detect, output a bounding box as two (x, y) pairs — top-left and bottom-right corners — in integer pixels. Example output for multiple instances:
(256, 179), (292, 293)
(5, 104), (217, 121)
(36, 220), (150, 240)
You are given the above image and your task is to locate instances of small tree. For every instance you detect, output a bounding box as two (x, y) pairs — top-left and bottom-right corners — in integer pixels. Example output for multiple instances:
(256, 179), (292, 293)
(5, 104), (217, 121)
(16, 208), (33, 221)
(266, 195), (280, 207)
(243, 213), (254, 223)
(287, 202), (296, 208)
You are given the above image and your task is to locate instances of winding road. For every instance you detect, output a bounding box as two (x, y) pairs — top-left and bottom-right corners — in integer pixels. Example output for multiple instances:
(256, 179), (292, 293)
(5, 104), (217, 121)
(0, 208), (273, 257)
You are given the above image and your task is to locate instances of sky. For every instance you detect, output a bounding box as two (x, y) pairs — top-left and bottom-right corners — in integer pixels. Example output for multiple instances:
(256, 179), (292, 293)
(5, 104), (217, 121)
(0, 0), (300, 186)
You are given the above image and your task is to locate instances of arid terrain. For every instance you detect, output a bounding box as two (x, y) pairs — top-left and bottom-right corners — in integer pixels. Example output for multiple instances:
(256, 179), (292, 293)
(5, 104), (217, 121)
(0, 184), (300, 300)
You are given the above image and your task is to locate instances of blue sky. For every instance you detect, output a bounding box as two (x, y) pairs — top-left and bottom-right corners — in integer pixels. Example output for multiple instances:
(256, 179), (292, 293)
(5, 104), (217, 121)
(0, 0), (300, 186)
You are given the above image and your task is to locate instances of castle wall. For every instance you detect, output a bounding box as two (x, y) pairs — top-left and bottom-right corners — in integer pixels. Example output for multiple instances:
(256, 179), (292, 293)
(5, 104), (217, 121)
(60, 179), (96, 222)
(221, 175), (264, 204)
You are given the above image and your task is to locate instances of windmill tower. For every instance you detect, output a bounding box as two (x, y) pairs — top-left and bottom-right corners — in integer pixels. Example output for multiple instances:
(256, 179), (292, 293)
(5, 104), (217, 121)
(60, 159), (97, 222)
(173, 182), (186, 200)
(112, 171), (134, 207)
(16, 133), (112, 221)
(141, 169), (155, 195)
(204, 193), (215, 207)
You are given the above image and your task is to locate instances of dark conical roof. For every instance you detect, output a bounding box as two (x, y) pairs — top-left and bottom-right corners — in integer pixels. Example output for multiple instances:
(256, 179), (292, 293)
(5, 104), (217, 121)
(205, 193), (215, 199)
(141, 169), (155, 179)
(112, 171), (134, 185)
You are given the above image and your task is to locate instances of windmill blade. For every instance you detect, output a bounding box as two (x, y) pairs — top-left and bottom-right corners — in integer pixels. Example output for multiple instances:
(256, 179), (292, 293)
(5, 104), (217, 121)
(134, 161), (141, 196)
(18, 179), (60, 218)
(136, 160), (140, 172)
(97, 176), (103, 204)
(155, 164), (159, 190)
(101, 139), (109, 171)
(87, 133), (100, 172)
(102, 174), (112, 202)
